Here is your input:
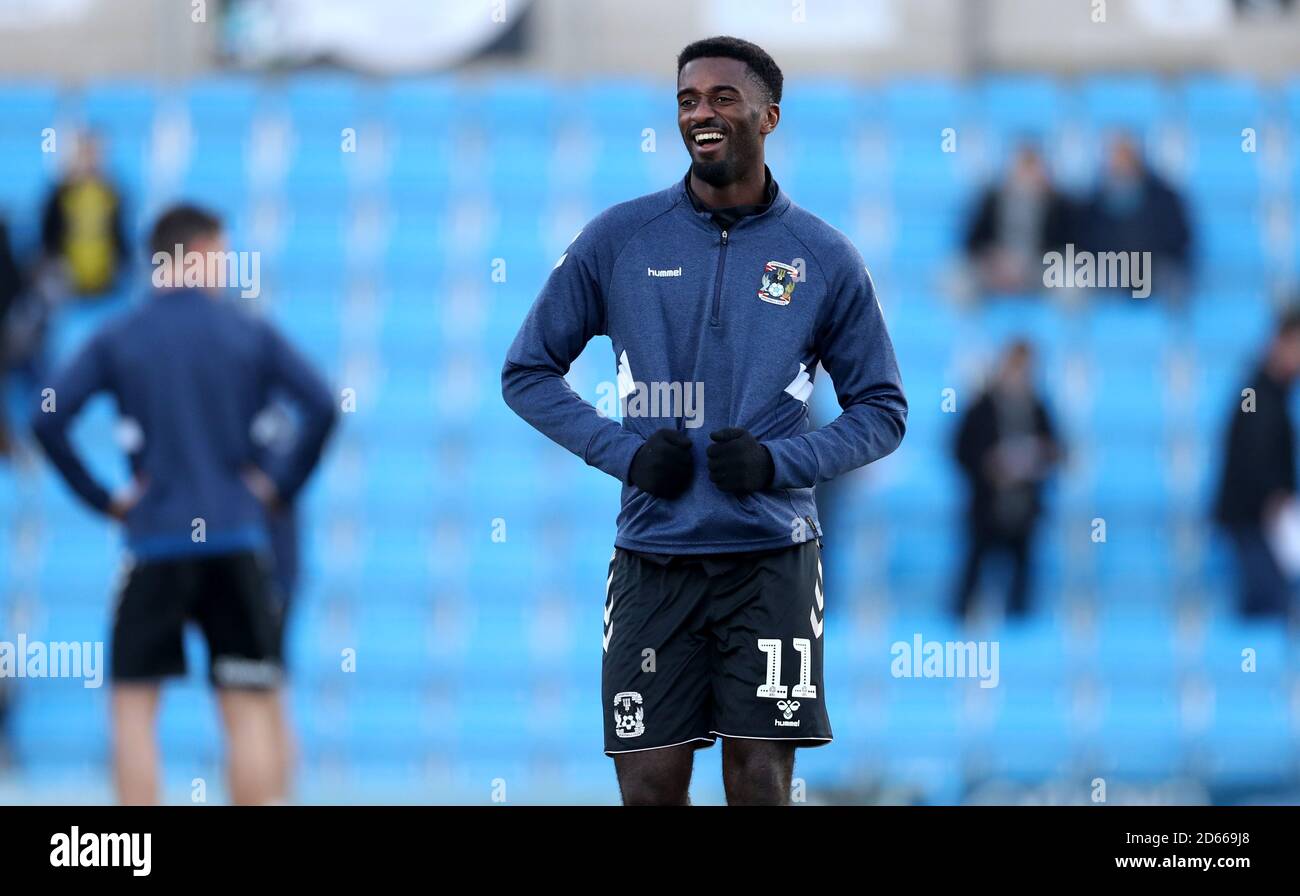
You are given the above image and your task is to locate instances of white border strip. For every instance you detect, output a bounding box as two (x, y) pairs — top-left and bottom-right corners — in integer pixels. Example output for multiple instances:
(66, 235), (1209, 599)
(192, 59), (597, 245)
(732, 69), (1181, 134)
(708, 730), (833, 743)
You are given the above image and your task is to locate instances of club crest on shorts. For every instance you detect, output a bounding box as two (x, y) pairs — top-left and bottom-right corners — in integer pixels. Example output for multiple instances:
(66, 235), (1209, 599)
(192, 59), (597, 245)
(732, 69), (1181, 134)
(758, 261), (799, 306)
(613, 691), (645, 738)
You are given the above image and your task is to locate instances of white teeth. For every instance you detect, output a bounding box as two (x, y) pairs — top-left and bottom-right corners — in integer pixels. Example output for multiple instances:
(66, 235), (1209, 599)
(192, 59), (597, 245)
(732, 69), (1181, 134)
(693, 132), (724, 145)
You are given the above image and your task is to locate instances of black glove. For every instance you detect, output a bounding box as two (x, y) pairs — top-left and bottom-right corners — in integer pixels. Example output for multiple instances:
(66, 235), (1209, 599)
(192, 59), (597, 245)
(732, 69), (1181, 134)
(707, 427), (774, 494)
(628, 428), (694, 499)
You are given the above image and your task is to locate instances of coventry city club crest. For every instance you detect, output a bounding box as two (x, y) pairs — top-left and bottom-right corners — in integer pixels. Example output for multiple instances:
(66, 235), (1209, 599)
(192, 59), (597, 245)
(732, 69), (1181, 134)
(613, 691), (645, 738)
(758, 261), (799, 305)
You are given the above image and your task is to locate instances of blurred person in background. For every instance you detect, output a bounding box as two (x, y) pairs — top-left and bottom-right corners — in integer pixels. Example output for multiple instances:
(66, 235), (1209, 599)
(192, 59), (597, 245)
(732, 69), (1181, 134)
(1079, 135), (1192, 301)
(251, 396), (307, 799)
(963, 144), (1074, 297)
(30, 204), (337, 804)
(1213, 307), (1300, 619)
(953, 340), (1062, 621)
(252, 399), (305, 612)
(39, 131), (129, 300)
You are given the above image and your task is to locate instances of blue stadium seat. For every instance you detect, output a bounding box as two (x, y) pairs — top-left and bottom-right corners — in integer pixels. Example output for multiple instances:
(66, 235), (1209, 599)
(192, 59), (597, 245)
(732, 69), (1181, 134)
(976, 75), (1071, 140)
(468, 77), (559, 140)
(1180, 75), (1268, 131)
(1078, 75), (1173, 134)
(379, 77), (457, 134)
(570, 80), (672, 145)
(884, 78), (970, 128)
(780, 81), (868, 136)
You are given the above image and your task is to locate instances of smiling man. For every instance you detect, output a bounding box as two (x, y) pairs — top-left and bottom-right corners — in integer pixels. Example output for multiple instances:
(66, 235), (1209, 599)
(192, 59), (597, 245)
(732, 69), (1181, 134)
(502, 36), (907, 805)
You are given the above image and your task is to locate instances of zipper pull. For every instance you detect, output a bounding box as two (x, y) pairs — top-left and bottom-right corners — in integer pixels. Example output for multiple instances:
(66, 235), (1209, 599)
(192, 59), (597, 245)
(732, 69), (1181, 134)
(721, 229), (729, 244)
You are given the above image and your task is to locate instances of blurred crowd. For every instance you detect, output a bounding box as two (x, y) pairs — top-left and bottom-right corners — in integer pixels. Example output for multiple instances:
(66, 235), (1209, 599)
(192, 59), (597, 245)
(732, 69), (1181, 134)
(962, 134), (1192, 301)
(945, 315), (1298, 627)
(956, 134), (1300, 625)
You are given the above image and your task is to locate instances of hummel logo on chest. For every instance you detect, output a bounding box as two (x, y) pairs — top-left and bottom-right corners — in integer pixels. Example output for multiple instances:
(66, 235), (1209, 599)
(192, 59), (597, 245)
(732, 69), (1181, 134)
(647, 267), (682, 277)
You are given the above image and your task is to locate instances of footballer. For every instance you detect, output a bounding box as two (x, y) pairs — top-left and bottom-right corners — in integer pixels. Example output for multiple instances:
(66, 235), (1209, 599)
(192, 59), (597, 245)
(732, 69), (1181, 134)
(503, 36), (906, 805)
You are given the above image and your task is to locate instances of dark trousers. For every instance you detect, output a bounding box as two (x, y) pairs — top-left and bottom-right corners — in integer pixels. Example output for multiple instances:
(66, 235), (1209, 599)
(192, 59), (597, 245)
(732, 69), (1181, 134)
(956, 525), (1031, 619)
(1228, 527), (1293, 619)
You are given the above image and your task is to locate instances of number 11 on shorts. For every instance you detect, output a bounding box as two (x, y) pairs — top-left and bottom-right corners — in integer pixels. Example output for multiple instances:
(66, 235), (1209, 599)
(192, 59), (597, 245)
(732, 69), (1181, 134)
(756, 638), (817, 699)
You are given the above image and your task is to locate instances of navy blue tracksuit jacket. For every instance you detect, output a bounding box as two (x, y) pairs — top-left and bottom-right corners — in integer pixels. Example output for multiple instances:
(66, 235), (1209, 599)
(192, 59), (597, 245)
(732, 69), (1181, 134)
(503, 175), (907, 554)
(33, 287), (337, 561)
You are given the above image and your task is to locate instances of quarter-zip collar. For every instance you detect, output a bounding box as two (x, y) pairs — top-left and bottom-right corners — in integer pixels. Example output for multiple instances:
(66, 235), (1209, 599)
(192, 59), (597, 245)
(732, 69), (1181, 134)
(678, 166), (788, 233)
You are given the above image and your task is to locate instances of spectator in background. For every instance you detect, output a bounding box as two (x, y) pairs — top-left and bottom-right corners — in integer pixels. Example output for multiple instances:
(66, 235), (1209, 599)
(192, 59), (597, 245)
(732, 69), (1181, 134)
(1080, 135), (1192, 301)
(953, 340), (1062, 621)
(40, 131), (129, 300)
(254, 401), (304, 604)
(3, 216), (59, 459)
(1213, 308), (1300, 619)
(963, 144), (1073, 297)
(252, 396), (309, 800)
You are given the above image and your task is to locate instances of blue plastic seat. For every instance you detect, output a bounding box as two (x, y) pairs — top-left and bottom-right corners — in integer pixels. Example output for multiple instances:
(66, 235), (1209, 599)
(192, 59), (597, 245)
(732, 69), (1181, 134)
(1079, 75), (1173, 133)
(1181, 75), (1268, 130)
(976, 75), (1070, 139)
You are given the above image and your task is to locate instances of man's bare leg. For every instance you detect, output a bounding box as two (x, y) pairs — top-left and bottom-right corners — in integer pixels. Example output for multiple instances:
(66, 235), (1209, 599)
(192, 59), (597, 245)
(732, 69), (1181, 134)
(217, 689), (282, 805)
(271, 689), (296, 803)
(721, 738), (796, 805)
(613, 743), (696, 806)
(112, 684), (162, 805)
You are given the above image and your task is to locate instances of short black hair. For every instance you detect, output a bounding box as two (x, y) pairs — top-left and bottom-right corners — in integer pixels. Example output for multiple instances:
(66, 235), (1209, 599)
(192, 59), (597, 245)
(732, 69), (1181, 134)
(677, 36), (783, 105)
(1277, 305), (1300, 338)
(149, 203), (222, 257)
(1005, 338), (1034, 360)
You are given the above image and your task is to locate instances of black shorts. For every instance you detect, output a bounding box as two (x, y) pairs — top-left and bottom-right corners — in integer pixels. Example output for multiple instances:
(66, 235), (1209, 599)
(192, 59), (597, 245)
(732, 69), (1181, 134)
(110, 550), (284, 690)
(602, 539), (831, 755)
